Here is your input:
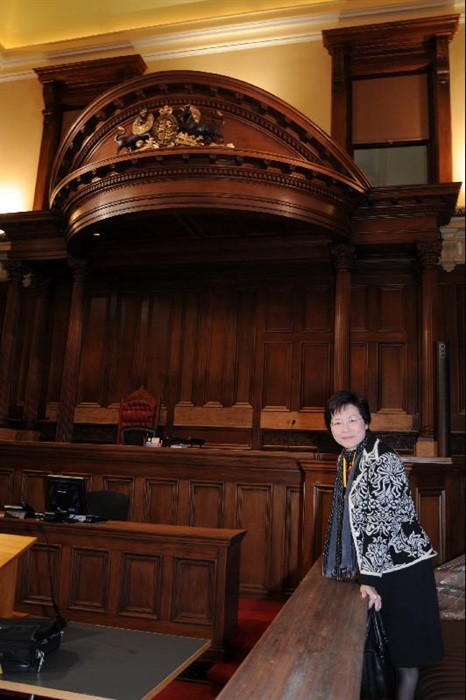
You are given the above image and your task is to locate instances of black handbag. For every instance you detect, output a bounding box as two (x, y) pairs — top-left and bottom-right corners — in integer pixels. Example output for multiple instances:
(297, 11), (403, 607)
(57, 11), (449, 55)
(361, 606), (393, 700)
(0, 615), (66, 673)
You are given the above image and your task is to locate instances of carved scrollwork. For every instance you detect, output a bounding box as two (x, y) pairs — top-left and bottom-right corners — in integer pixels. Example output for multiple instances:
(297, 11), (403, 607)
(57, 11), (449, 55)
(330, 243), (356, 271)
(416, 240), (442, 269)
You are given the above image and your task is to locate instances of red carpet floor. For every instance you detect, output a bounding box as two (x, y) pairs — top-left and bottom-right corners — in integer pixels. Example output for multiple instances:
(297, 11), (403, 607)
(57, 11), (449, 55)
(155, 598), (284, 700)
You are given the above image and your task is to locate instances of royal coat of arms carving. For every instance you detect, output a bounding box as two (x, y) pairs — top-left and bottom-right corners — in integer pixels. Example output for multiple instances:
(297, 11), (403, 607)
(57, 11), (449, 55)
(114, 104), (231, 154)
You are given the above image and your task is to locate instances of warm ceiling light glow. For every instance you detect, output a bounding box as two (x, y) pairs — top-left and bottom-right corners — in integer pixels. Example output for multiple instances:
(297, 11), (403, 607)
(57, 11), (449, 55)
(0, 185), (28, 213)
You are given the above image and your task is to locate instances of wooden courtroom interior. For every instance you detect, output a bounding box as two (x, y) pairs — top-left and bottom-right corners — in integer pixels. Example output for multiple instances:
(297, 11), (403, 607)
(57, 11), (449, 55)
(0, 1), (464, 697)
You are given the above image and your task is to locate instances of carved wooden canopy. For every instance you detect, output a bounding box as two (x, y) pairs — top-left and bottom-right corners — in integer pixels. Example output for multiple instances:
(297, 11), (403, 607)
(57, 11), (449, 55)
(48, 70), (371, 263)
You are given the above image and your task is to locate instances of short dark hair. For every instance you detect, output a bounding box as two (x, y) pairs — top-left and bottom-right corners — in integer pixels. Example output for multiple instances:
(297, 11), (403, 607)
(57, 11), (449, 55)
(324, 390), (371, 431)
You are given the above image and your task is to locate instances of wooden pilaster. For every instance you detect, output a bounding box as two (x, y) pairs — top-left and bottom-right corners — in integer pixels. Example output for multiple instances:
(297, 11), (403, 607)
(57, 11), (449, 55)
(416, 240), (442, 455)
(55, 258), (88, 442)
(0, 263), (26, 426)
(330, 244), (356, 392)
(431, 33), (454, 182)
(23, 276), (52, 429)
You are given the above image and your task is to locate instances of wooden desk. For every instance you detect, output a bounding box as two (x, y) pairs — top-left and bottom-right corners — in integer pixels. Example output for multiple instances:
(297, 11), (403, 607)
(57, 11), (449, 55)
(0, 533), (36, 617)
(0, 621), (210, 700)
(0, 519), (246, 661)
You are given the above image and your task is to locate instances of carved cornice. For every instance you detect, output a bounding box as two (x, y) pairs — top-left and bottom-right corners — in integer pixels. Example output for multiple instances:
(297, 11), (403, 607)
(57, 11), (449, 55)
(0, 210), (62, 240)
(323, 14), (459, 65)
(50, 149), (363, 251)
(52, 149), (363, 207)
(353, 183), (461, 227)
(0, 210), (66, 264)
(34, 54), (146, 96)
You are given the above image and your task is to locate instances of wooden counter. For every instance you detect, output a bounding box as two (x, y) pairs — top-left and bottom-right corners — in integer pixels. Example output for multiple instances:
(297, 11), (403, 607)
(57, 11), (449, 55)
(0, 518), (246, 661)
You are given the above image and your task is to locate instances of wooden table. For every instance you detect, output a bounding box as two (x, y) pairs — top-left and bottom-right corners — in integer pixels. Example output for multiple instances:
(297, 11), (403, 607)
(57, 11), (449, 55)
(0, 533), (37, 617)
(0, 620), (210, 699)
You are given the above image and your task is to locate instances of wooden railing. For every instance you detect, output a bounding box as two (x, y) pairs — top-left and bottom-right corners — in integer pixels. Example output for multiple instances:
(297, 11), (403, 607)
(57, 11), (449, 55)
(217, 557), (368, 700)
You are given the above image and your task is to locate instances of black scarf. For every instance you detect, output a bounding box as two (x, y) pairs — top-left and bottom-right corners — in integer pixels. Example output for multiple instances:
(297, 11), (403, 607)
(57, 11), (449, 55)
(322, 433), (368, 580)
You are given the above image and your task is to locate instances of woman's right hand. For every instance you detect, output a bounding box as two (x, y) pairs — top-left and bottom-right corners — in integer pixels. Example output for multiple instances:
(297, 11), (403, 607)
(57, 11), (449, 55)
(360, 584), (382, 611)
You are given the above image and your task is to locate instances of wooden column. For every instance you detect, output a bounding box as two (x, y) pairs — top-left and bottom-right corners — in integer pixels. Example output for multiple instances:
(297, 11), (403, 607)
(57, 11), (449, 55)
(33, 80), (61, 211)
(0, 262), (26, 427)
(416, 240), (442, 456)
(23, 276), (52, 430)
(330, 244), (355, 392)
(329, 45), (350, 150)
(55, 258), (88, 442)
(431, 34), (453, 182)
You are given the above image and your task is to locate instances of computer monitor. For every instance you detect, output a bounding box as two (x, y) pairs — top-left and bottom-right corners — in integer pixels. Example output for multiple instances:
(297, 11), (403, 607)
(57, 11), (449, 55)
(46, 475), (87, 516)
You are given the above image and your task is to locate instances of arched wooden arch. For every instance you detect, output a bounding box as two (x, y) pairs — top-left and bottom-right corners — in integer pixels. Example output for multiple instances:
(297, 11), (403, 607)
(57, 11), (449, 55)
(49, 70), (370, 260)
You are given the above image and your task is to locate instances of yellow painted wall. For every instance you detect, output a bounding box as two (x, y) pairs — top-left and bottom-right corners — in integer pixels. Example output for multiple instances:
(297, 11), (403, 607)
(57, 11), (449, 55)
(144, 39), (332, 130)
(0, 77), (43, 212)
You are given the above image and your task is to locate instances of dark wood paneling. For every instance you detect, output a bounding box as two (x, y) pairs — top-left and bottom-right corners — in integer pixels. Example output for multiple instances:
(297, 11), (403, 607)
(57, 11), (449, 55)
(414, 486), (446, 566)
(79, 295), (110, 403)
(70, 549), (109, 611)
(3, 255), (462, 452)
(235, 483), (272, 595)
(263, 342), (292, 409)
(144, 478), (179, 524)
(120, 553), (163, 618)
(301, 342), (331, 408)
(378, 343), (406, 409)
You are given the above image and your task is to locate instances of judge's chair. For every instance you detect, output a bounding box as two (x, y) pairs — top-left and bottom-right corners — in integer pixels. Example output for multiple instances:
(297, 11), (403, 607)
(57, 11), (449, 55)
(117, 386), (160, 444)
(86, 491), (130, 521)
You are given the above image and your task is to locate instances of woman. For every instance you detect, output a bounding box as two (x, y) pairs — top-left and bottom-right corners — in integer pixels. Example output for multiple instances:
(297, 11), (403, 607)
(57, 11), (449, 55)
(322, 390), (443, 700)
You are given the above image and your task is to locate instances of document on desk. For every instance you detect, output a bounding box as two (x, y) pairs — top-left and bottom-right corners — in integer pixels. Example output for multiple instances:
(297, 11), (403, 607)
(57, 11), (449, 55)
(0, 621), (210, 700)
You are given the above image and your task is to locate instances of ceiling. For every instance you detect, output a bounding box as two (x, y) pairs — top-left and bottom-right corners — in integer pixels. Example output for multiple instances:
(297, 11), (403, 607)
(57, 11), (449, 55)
(1, 0), (461, 51)
(0, 0), (337, 50)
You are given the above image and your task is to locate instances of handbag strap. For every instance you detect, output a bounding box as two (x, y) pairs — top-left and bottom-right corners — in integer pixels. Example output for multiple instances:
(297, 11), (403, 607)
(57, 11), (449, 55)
(37, 524), (67, 629)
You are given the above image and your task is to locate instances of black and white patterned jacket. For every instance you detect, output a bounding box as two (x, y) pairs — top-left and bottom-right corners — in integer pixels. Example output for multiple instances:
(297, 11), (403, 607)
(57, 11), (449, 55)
(348, 432), (436, 578)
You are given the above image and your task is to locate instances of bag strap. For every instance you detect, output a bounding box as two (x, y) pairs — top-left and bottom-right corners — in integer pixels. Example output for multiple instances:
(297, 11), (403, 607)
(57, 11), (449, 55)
(37, 524), (67, 629)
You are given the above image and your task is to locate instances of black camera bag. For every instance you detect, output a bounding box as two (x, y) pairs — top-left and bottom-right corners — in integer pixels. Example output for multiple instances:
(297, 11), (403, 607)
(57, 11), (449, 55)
(0, 614), (66, 673)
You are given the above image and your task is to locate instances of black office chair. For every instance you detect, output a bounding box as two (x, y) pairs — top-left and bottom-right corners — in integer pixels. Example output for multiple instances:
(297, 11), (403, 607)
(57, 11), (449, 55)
(86, 491), (130, 521)
(121, 426), (158, 446)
